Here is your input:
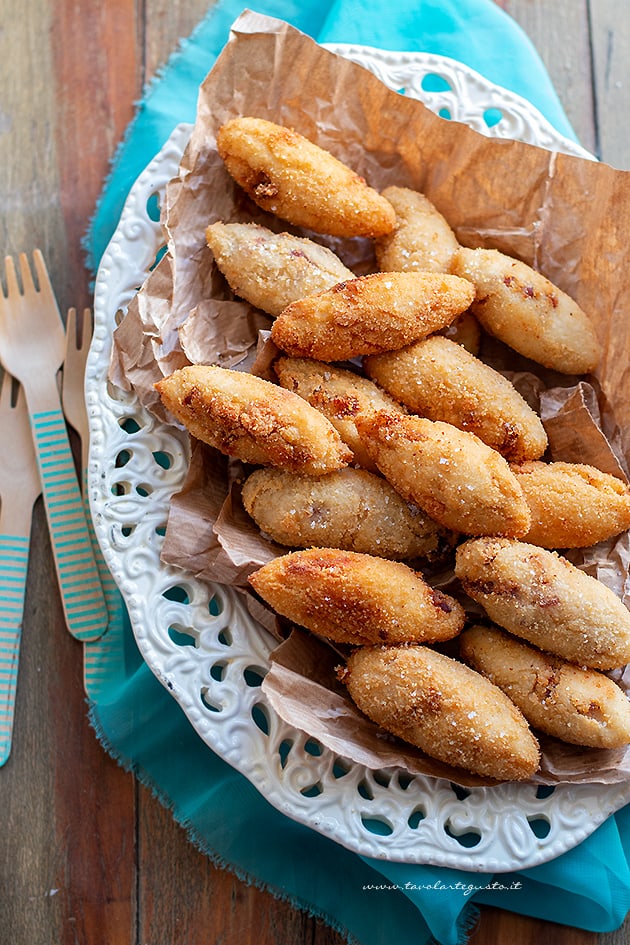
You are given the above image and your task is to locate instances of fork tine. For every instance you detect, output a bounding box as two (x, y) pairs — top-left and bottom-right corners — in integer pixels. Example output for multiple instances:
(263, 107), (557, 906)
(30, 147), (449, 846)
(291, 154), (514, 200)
(14, 377), (26, 411)
(66, 306), (93, 354)
(3, 255), (20, 300)
(32, 248), (59, 309)
(66, 305), (78, 347)
(18, 253), (36, 296)
(80, 307), (93, 351)
(0, 371), (28, 412)
(0, 370), (11, 410)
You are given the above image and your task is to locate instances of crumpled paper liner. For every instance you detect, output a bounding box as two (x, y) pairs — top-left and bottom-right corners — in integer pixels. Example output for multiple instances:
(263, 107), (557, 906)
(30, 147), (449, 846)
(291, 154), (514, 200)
(263, 628), (630, 787)
(111, 11), (630, 786)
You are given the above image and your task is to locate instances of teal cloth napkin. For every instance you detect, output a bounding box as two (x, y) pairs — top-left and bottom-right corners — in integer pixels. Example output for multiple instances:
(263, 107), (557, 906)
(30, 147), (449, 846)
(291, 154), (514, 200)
(83, 3), (630, 944)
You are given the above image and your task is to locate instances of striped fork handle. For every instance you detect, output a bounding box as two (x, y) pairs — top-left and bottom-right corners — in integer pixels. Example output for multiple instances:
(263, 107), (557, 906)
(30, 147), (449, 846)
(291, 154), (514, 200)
(0, 533), (29, 765)
(32, 407), (106, 642)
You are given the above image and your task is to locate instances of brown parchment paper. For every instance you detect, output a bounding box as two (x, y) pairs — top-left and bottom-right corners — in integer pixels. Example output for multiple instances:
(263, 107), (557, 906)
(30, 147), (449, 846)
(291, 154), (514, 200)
(111, 11), (630, 787)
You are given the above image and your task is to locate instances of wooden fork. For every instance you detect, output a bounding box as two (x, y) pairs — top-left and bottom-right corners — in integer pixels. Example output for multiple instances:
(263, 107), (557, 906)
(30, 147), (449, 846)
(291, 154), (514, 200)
(0, 251), (106, 642)
(62, 308), (128, 697)
(0, 372), (40, 764)
(62, 307), (93, 476)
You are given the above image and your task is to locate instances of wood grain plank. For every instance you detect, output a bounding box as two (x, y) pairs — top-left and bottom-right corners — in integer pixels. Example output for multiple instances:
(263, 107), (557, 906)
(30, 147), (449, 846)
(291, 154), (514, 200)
(136, 781), (346, 945)
(46, 0), (145, 937)
(0, 0), (141, 942)
(0, 509), (61, 945)
(143, 0), (215, 81)
(469, 906), (597, 945)
(602, 920), (630, 944)
(501, 0), (596, 152)
(588, 0), (630, 169)
(0, 506), (137, 945)
(50, 0), (143, 311)
(0, 0), (66, 274)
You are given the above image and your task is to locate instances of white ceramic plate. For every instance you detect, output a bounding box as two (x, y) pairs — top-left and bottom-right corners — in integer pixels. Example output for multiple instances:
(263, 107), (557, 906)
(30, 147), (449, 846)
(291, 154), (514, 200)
(87, 48), (630, 872)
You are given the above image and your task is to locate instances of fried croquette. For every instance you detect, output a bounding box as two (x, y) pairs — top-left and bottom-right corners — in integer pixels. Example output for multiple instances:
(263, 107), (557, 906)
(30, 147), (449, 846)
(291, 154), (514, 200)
(205, 222), (354, 317)
(216, 116), (396, 238)
(340, 644), (541, 781)
(273, 356), (406, 471)
(455, 537), (630, 670)
(270, 271), (475, 361)
(364, 335), (548, 462)
(460, 624), (630, 749)
(451, 247), (601, 374)
(510, 461), (630, 548)
(440, 311), (481, 355)
(241, 467), (455, 560)
(354, 411), (531, 537)
(375, 186), (460, 273)
(155, 365), (352, 475)
(248, 548), (465, 646)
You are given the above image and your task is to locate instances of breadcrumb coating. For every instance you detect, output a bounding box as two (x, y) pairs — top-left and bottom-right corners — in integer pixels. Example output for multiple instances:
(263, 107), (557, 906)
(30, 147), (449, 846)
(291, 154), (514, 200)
(241, 467), (455, 560)
(511, 460), (630, 548)
(460, 624), (630, 749)
(440, 311), (481, 355)
(375, 186), (460, 273)
(451, 247), (601, 374)
(341, 644), (540, 781)
(274, 356), (406, 471)
(355, 411), (531, 537)
(455, 537), (630, 670)
(270, 271), (475, 361)
(205, 222), (354, 317)
(216, 116), (396, 237)
(364, 334), (547, 462)
(155, 364), (352, 475)
(248, 548), (465, 646)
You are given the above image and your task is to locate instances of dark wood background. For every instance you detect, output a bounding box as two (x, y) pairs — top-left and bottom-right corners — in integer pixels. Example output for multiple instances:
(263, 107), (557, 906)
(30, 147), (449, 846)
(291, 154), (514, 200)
(1, 2), (628, 943)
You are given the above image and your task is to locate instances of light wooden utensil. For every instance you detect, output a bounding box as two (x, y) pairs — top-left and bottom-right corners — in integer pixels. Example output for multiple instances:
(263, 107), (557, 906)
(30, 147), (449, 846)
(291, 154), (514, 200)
(0, 251), (106, 642)
(62, 307), (93, 476)
(0, 372), (41, 765)
(62, 307), (128, 696)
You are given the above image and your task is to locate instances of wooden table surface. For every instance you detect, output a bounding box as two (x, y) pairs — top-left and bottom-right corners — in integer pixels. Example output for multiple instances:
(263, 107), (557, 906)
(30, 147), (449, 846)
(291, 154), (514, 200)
(1, 2), (628, 943)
